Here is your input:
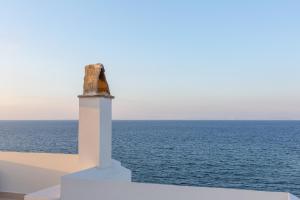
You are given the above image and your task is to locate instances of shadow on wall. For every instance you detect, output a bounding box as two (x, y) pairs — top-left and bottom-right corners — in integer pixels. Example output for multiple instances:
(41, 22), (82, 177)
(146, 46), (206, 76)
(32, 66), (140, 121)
(0, 160), (67, 194)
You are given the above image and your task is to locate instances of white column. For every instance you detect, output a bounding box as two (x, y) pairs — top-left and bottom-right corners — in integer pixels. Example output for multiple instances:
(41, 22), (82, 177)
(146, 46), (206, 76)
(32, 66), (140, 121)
(61, 95), (131, 200)
(78, 96), (113, 168)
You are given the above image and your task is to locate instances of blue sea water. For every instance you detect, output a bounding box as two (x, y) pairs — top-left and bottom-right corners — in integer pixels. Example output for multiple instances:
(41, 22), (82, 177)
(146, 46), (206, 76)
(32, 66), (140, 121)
(0, 120), (299, 196)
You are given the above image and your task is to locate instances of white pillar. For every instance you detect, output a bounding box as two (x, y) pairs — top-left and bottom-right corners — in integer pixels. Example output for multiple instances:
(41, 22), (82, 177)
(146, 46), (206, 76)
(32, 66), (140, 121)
(61, 94), (131, 200)
(78, 95), (113, 168)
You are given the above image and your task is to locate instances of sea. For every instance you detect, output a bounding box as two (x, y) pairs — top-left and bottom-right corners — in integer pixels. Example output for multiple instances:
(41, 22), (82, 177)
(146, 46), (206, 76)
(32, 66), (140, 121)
(0, 120), (299, 196)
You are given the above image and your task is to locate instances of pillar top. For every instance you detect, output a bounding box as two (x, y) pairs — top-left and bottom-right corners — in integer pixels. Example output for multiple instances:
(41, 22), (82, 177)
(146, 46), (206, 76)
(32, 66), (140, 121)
(78, 94), (115, 99)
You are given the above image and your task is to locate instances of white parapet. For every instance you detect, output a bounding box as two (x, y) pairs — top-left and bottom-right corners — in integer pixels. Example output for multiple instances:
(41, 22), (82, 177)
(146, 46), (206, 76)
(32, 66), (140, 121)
(60, 181), (299, 200)
(24, 95), (131, 200)
(58, 95), (132, 200)
(78, 96), (113, 168)
(0, 152), (81, 194)
(61, 160), (131, 200)
(24, 185), (60, 200)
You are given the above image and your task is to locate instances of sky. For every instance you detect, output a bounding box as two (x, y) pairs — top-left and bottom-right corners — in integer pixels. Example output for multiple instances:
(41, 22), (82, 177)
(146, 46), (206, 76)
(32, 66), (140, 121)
(0, 0), (299, 120)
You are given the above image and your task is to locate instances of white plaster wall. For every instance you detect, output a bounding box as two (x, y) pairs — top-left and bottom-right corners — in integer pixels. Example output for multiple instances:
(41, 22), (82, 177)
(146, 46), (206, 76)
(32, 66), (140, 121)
(61, 163), (131, 200)
(78, 97), (112, 168)
(0, 97), (116, 195)
(78, 98), (100, 167)
(0, 152), (85, 194)
(61, 181), (298, 200)
(99, 98), (112, 168)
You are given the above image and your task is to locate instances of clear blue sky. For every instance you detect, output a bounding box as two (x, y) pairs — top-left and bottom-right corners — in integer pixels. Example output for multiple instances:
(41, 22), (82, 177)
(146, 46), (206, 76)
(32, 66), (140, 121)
(0, 0), (299, 120)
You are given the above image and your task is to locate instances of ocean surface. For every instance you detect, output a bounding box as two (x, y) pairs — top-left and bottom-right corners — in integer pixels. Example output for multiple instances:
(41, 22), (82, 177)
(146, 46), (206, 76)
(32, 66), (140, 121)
(0, 120), (299, 196)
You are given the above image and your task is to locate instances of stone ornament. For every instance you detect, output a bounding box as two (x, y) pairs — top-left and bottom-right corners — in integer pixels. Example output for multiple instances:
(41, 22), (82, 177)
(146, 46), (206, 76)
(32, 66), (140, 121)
(83, 63), (111, 96)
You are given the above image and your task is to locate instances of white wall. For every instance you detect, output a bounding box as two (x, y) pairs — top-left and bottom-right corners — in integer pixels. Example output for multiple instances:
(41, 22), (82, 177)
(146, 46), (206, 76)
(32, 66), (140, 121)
(0, 152), (86, 194)
(60, 181), (299, 200)
(0, 96), (118, 195)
